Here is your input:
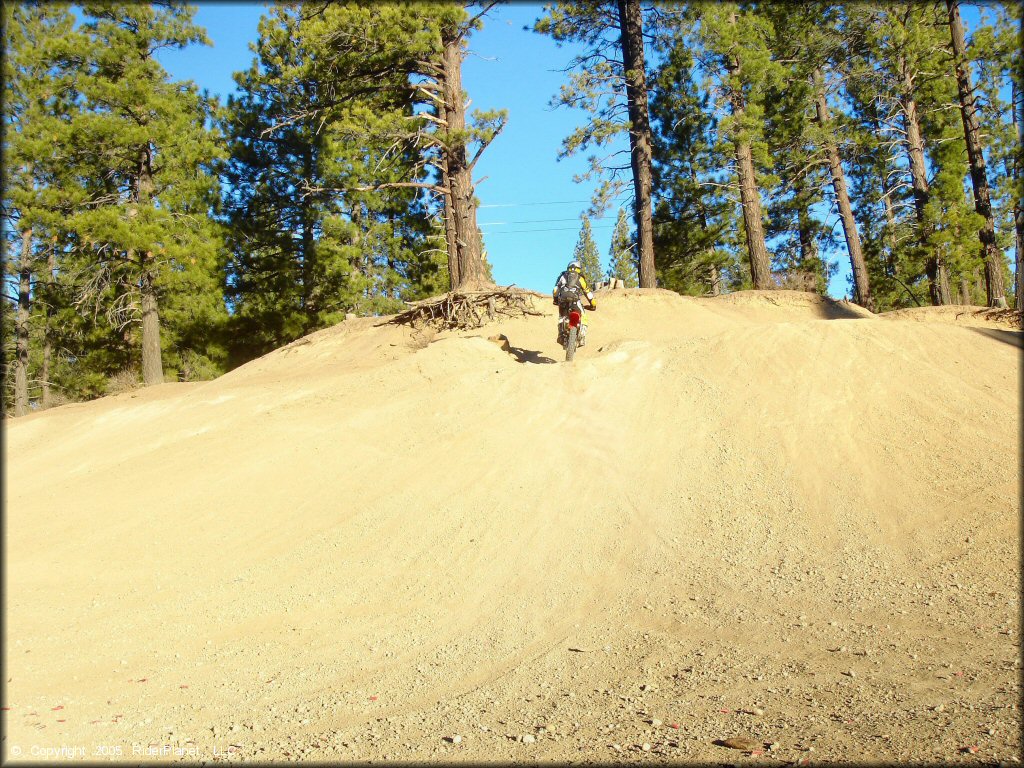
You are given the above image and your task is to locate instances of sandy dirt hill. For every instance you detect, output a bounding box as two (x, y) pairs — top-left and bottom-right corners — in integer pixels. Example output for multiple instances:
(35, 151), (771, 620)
(4, 289), (1020, 764)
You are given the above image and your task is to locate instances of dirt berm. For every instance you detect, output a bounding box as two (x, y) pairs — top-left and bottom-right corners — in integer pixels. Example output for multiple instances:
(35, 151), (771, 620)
(4, 289), (1020, 763)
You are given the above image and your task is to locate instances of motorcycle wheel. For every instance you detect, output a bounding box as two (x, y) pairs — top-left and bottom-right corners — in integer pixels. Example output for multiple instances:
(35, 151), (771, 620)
(565, 326), (578, 362)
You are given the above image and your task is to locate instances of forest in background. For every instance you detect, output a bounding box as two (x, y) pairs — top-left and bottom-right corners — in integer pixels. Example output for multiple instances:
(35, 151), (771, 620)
(3, 1), (1021, 414)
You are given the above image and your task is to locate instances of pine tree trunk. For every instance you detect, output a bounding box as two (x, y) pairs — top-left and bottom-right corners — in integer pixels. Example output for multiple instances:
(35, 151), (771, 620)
(709, 265), (721, 296)
(441, 30), (488, 291)
(959, 274), (972, 305)
(899, 55), (947, 306)
(301, 148), (316, 323)
(133, 144), (163, 385)
(14, 229), (32, 417)
(936, 261), (952, 305)
(946, 1), (1007, 307)
(617, 0), (656, 289)
(733, 135), (772, 289)
(140, 256), (163, 386)
(41, 248), (54, 408)
(440, 154), (460, 289)
(725, 12), (771, 289)
(1013, 79), (1023, 309)
(814, 73), (871, 308)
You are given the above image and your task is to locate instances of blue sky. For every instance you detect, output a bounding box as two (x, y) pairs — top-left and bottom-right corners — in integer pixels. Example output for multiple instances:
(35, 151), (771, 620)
(154, 3), (1009, 299)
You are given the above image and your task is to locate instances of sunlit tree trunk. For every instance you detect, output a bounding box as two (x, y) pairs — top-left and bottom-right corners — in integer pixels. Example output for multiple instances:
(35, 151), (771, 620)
(139, 260), (163, 385)
(440, 153), (460, 289)
(133, 143), (163, 385)
(946, 0), (1006, 307)
(14, 228), (32, 417)
(1012, 79), (1023, 309)
(959, 274), (972, 305)
(814, 71), (871, 308)
(727, 14), (771, 289)
(41, 247), (55, 408)
(899, 54), (949, 305)
(441, 28), (489, 291)
(617, 0), (656, 288)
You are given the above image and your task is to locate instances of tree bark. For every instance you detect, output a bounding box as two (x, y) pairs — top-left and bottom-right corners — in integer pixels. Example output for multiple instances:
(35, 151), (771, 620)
(946, 0), (1007, 307)
(140, 256), (162, 386)
(440, 153), (460, 289)
(899, 54), (949, 306)
(936, 260), (952, 305)
(882, 188), (898, 265)
(441, 28), (489, 291)
(41, 247), (55, 408)
(709, 265), (721, 296)
(134, 143), (163, 385)
(14, 229), (32, 417)
(301, 147), (316, 323)
(959, 274), (972, 305)
(617, 0), (656, 289)
(1013, 78), (1023, 309)
(814, 71), (871, 308)
(725, 16), (771, 289)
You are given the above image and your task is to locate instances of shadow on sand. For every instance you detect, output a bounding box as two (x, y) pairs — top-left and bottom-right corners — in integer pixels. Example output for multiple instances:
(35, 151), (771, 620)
(967, 327), (1024, 350)
(506, 343), (558, 364)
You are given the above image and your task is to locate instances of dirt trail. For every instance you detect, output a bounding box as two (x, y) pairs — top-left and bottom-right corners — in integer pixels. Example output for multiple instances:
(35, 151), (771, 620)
(4, 289), (1020, 764)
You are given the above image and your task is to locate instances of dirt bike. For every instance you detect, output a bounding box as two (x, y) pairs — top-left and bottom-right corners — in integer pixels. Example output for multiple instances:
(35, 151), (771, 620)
(556, 298), (590, 362)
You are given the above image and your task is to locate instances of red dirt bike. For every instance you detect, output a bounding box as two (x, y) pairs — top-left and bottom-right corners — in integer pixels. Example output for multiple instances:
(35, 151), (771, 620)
(556, 298), (593, 362)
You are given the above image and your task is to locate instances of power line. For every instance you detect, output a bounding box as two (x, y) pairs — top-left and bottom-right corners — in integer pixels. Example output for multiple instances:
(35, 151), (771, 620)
(479, 216), (595, 226)
(482, 224), (618, 235)
(478, 194), (632, 209)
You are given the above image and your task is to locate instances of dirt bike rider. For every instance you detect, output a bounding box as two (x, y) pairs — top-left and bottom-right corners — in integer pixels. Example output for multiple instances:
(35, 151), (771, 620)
(552, 260), (597, 346)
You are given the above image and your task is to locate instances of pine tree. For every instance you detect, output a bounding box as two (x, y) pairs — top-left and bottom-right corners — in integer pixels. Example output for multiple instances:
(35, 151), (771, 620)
(945, 0), (1008, 307)
(573, 215), (602, 286)
(848, 3), (964, 305)
(649, 9), (738, 296)
(970, 3), (1021, 307)
(221, 5), (359, 356)
(607, 209), (638, 287)
(293, 2), (506, 293)
(65, 3), (227, 386)
(2, 4), (81, 413)
(759, 46), (830, 295)
(760, 2), (867, 303)
(842, 48), (926, 309)
(533, 0), (657, 287)
(691, 3), (783, 290)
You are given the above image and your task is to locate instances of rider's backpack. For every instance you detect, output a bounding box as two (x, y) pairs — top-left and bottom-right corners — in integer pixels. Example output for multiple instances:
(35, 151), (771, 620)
(556, 270), (582, 305)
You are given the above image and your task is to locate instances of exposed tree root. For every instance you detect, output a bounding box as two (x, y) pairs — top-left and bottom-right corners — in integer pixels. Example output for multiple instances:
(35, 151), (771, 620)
(381, 286), (545, 332)
(956, 307), (1022, 329)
